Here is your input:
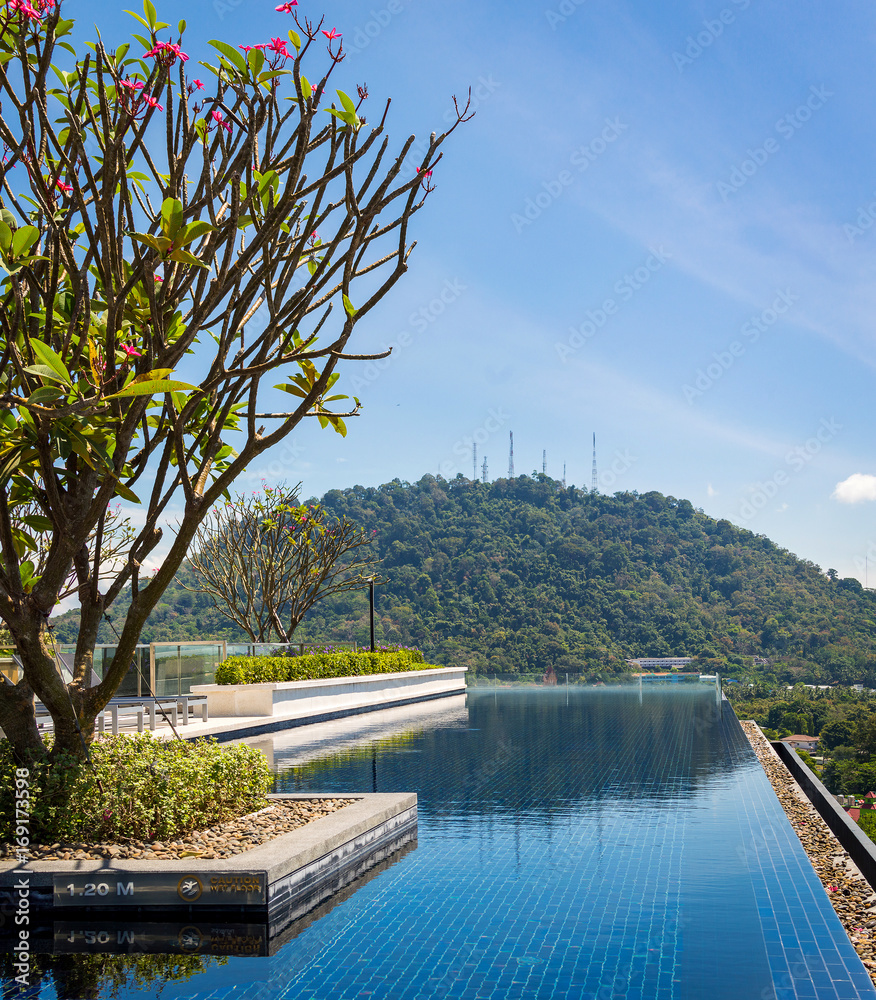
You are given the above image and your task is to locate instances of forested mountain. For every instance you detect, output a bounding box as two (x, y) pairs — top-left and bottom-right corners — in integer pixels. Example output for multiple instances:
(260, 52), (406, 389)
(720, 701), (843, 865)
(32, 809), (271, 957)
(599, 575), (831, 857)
(51, 475), (876, 684)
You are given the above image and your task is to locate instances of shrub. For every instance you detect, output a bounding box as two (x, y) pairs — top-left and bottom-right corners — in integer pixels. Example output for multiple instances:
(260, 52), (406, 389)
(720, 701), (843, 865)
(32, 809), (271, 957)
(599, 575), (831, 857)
(216, 648), (432, 685)
(858, 808), (876, 846)
(0, 733), (272, 844)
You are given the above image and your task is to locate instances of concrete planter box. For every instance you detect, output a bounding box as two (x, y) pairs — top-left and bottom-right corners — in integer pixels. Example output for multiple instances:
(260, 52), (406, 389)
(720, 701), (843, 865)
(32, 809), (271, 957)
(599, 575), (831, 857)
(192, 666), (467, 720)
(0, 793), (417, 942)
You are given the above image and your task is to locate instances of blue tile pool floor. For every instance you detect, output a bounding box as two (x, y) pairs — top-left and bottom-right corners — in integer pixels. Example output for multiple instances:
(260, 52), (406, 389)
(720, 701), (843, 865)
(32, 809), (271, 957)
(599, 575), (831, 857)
(8, 685), (876, 1000)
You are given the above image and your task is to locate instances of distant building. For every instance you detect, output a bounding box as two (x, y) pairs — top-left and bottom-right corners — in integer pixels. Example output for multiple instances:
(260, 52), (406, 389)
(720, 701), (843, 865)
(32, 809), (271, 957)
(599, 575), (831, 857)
(784, 735), (819, 752)
(627, 657), (693, 671)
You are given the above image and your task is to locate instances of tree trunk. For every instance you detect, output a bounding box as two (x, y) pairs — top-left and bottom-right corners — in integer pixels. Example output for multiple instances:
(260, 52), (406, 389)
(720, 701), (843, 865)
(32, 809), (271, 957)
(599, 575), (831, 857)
(271, 607), (290, 644)
(0, 605), (89, 764)
(0, 678), (45, 766)
(287, 613), (304, 640)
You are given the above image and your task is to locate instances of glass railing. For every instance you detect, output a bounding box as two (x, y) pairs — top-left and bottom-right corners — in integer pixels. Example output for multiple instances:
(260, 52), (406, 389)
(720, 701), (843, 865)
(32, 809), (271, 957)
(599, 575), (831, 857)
(149, 642), (226, 697)
(4, 638), (359, 696)
(8, 642), (225, 697)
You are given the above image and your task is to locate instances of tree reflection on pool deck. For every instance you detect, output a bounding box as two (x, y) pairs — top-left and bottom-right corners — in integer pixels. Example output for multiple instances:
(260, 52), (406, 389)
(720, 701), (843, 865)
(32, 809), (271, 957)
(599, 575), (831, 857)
(5, 685), (876, 1000)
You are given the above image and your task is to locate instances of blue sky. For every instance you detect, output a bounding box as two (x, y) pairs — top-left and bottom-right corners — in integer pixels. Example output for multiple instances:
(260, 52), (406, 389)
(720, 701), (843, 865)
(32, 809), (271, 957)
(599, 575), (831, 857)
(73, 0), (876, 583)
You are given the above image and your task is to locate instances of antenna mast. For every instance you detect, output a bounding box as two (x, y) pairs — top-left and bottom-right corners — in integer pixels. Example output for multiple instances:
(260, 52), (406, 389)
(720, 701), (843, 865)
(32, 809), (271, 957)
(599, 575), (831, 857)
(473, 444), (477, 482)
(591, 433), (598, 492)
(508, 431), (514, 479)
(563, 463), (567, 488)
(482, 456), (488, 483)
(543, 449), (547, 475)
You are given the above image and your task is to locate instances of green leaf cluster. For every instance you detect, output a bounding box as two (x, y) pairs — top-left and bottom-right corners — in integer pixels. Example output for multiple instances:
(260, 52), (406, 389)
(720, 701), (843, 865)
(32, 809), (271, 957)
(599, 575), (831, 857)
(129, 197), (214, 269)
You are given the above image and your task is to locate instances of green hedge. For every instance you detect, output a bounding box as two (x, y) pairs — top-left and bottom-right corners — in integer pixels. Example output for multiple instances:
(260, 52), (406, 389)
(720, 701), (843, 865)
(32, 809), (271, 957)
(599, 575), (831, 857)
(0, 732), (272, 844)
(215, 648), (433, 685)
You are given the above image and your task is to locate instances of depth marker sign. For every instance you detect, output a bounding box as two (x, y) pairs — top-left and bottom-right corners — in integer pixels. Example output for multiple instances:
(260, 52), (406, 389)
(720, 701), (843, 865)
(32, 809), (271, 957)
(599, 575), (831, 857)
(53, 872), (266, 907)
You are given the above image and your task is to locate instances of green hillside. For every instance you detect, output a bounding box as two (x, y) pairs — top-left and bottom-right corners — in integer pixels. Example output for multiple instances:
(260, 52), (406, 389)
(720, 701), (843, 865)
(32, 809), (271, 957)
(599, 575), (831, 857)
(51, 475), (876, 684)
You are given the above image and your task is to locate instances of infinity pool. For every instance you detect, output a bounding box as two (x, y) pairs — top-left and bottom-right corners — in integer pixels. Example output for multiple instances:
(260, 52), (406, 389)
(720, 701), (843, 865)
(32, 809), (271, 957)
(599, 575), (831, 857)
(6, 685), (876, 999)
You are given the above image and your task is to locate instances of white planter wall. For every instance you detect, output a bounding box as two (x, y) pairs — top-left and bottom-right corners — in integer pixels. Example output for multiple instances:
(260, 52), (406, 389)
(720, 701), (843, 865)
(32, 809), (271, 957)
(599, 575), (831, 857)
(192, 666), (467, 720)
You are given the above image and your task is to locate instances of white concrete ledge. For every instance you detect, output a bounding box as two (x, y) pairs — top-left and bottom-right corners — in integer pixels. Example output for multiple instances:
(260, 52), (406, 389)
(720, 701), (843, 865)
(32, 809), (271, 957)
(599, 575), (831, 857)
(192, 666), (467, 719)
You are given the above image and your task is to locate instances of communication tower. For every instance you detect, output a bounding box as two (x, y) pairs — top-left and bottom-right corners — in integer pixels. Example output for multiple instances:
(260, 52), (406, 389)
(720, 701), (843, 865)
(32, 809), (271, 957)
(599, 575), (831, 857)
(482, 456), (488, 483)
(473, 444), (477, 482)
(508, 431), (514, 479)
(543, 449), (547, 475)
(563, 463), (567, 488)
(591, 433), (598, 492)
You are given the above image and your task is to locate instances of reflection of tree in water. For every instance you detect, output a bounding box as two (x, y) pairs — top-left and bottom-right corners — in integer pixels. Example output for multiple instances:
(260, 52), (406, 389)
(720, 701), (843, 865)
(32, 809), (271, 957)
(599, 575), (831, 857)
(0, 951), (225, 999)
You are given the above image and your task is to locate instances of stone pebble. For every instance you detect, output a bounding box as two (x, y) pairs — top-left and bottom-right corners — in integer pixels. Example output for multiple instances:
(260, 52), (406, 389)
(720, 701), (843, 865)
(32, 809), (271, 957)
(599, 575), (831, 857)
(741, 720), (876, 983)
(0, 798), (357, 862)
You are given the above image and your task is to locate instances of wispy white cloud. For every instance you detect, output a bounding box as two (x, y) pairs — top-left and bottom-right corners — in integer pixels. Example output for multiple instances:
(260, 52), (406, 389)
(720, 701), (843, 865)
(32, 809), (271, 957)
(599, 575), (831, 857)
(832, 473), (876, 504)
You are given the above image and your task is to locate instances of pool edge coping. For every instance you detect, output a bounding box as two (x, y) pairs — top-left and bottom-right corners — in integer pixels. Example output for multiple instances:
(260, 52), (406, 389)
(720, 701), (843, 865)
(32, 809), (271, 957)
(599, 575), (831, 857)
(0, 791), (418, 908)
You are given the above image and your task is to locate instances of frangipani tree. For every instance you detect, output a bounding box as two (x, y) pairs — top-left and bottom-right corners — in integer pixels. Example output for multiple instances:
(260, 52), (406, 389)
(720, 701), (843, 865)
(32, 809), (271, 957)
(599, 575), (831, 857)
(0, 0), (469, 764)
(188, 483), (379, 642)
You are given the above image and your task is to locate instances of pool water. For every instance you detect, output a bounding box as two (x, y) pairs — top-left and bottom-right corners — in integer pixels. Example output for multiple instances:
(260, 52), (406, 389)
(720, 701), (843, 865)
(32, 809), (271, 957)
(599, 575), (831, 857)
(8, 685), (876, 1000)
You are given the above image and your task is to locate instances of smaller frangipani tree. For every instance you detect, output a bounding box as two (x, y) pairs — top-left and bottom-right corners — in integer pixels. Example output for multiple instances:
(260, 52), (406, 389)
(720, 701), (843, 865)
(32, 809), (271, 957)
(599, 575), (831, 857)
(188, 484), (379, 642)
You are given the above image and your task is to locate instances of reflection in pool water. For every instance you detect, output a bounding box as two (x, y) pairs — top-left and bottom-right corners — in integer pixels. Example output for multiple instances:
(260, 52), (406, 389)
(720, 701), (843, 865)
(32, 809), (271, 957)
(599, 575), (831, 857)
(4, 685), (875, 999)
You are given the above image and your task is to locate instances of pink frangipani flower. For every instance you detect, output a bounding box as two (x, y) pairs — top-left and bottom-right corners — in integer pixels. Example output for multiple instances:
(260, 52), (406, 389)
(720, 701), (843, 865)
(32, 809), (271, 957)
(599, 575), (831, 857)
(211, 109), (232, 133)
(144, 40), (189, 66)
(120, 344), (143, 358)
(322, 27), (341, 40)
(268, 37), (288, 57)
(55, 179), (72, 194)
(8, 0), (42, 21)
(275, 1), (297, 10)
